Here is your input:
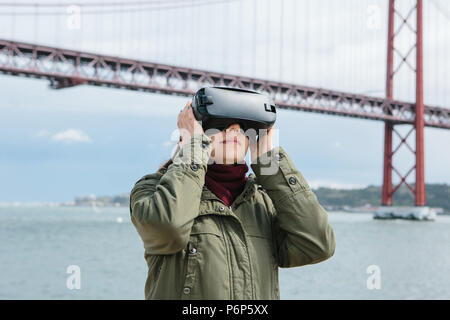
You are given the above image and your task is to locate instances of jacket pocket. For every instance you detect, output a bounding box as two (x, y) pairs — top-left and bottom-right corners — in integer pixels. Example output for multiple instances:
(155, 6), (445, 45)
(181, 216), (228, 299)
(190, 215), (223, 237)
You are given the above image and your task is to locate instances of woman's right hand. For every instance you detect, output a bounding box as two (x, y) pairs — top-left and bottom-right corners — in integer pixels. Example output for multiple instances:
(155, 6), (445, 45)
(177, 100), (204, 147)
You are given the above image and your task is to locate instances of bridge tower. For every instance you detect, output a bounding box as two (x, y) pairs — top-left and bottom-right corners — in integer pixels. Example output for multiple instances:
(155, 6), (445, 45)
(382, 0), (425, 206)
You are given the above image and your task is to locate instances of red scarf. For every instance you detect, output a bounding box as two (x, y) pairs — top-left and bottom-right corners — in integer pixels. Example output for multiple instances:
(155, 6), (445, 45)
(204, 162), (249, 207)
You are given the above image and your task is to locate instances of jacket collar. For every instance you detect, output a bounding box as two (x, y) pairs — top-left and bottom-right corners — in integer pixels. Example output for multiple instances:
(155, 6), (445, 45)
(157, 167), (258, 210)
(201, 173), (257, 209)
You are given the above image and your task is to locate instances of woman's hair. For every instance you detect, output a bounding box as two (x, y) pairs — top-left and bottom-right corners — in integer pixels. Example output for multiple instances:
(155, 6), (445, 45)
(159, 157), (173, 170)
(158, 143), (181, 170)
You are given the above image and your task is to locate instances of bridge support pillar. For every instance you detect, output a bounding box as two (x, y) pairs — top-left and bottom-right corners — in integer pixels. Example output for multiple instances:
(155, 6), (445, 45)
(382, 122), (393, 206)
(382, 0), (426, 207)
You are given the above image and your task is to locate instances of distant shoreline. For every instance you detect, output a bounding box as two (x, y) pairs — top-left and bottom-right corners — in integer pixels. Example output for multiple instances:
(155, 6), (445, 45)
(0, 202), (448, 216)
(2, 183), (448, 214)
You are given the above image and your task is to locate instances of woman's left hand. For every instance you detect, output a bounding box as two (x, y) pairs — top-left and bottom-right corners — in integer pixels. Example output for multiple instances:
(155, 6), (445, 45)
(250, 125), (274, 163)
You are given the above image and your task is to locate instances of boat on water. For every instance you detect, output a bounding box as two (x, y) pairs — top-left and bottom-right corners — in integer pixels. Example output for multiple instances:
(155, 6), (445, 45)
(373, 206), (437, 221)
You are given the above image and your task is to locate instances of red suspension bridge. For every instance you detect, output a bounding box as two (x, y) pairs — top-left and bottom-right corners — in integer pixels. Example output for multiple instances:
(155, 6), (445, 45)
(0, 0), (449, 208)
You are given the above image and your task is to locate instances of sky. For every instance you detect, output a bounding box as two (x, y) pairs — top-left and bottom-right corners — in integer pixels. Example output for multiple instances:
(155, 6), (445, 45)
(0, 0), (449, 202)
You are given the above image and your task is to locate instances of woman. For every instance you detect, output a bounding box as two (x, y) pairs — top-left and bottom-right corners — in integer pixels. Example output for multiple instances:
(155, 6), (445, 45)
(130, 100), (336, 300)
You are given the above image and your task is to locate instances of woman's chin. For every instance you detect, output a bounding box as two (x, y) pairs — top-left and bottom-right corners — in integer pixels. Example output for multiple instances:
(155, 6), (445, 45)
(222, 156), (246, 165)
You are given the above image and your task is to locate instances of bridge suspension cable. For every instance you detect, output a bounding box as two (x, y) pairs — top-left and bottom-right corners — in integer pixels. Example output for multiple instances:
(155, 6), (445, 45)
(0, 0), (241, 15)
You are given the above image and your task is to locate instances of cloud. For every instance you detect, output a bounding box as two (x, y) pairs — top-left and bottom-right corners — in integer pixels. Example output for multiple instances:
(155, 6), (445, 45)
(51, 129), (92, 144)
(36, 129), (51, 137)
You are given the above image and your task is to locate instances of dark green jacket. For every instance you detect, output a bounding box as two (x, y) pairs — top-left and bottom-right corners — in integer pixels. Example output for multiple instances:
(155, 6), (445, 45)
(130, 133), (335, 299)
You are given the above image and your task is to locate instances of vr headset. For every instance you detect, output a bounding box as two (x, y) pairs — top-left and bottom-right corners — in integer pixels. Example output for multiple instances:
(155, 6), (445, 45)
(191, 86), (277, 134)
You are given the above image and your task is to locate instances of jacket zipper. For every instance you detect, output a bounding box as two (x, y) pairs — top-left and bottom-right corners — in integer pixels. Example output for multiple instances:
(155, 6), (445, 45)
(216, 216), (233, 299)
(215, 199), (255, 299)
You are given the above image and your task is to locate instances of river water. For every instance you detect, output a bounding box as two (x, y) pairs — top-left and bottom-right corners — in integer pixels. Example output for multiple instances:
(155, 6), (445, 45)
(1, 206), (449, 299)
